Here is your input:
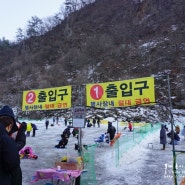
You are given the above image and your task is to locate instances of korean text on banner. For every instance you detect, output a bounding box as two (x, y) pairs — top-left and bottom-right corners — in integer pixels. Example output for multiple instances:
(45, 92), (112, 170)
(22, 86), (72, 111)
(86, 77), (155, 108)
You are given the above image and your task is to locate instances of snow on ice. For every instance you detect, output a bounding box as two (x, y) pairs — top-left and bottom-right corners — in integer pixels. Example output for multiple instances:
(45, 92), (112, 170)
(20, 109), (185, 185)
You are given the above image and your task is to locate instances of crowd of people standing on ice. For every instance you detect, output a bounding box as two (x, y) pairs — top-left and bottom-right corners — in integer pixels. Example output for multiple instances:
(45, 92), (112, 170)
(86, 116), (101, 128)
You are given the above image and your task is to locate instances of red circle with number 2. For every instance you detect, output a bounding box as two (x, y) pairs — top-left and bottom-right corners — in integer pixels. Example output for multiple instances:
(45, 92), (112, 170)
(26, 91), (36, 104)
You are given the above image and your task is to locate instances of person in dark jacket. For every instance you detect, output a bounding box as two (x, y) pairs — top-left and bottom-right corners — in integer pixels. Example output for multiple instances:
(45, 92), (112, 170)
(64, 118), (68, 126)
(72, 128), (79, 137)
(63, 126), (71, 138)
(31, 123), (37, 137)
(93, 118), (96, 127)
(9, 121), (26, 185)
(167, 130), (180, 145)
(97, 117), (100, 128)
(87, 119), (92, 127)
(107, 122), (116, 140)
(160, 124), (167, 150)
(9, 121), (27, 151)
(0, 105), (21, 185)
(45, 118), (49, 129)
(55, 134), (69, 148)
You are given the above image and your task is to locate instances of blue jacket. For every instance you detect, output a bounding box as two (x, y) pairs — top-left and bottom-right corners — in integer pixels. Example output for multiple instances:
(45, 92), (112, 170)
(0, 123), (20, 185)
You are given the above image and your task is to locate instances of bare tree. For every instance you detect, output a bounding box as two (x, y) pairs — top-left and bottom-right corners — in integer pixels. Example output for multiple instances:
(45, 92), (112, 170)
(16, 28), (25, 42)
(26, 16), (46, 37)
(43, 13), (62, 32)
(64, 0), (89, 15)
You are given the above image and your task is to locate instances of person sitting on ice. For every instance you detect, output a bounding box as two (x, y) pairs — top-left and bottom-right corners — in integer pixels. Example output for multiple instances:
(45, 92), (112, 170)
(55, 134), (69, 148)
(175, 125), (180, 134)
(72, 128), (79, 137)
(105, 133), (110, 143)
(87, 121), (92, 127)
(63, 126), (71, 138)
(94, 133), (105, 143)
(19, 146), (38, 159)
(167, 129), (180, 145)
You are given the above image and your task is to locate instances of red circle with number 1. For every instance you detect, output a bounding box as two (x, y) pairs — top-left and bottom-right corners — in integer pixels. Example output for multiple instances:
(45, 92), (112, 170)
(26, 91), (36, 104)
(90, 85), (104, 100)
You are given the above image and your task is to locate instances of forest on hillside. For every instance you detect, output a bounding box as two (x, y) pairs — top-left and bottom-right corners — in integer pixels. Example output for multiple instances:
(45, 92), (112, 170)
(0, 0), (185, 117)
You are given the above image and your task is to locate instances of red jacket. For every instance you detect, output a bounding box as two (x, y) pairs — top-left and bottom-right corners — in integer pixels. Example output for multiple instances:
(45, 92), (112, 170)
(128, 122), (132, 130)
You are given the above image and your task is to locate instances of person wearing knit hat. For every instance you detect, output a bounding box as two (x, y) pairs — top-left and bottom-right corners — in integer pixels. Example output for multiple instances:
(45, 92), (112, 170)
(0, 105), (16, 124)
(0, 105), (21, 185)
(0, 105), (18, 134)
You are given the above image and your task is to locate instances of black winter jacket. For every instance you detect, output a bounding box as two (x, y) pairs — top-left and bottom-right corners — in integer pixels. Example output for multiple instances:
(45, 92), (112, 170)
(10, 122), (26, 185)
(107, 126), (116, 140)
(0, 123), (20, 185)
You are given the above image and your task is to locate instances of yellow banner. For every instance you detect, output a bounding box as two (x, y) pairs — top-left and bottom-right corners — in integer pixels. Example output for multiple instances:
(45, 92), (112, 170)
(86, 77), (155, 108)
(22, 86), (71, 111)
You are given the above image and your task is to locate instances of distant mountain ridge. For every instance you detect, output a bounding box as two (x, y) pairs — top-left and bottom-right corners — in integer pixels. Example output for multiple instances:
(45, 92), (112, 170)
(0, 0), (184, 109)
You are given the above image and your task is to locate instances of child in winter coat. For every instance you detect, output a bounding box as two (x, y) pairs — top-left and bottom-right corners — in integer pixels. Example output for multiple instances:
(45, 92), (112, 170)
(19, 146), (38, 159)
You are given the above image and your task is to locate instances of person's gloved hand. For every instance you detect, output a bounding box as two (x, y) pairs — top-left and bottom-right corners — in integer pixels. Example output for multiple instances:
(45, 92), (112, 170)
(19, 122), (27, 132)
(9, 123), (18, 135)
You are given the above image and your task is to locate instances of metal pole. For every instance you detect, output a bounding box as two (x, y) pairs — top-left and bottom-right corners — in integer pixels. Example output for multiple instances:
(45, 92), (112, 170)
(116, 119), (119, 133)
(133, 122), (134, 142)
(116, 118), (120, 167)
(78, 85), (84, 156)
(167, 73), (177, 185)
(78, 128), (82, 155)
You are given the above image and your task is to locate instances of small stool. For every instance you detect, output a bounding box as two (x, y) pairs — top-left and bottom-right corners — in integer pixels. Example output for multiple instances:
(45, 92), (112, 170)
(147, 143), (153, 148)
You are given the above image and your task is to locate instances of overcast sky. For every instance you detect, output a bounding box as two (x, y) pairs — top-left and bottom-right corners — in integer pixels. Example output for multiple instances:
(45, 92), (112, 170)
(0, 0), (65, 41)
